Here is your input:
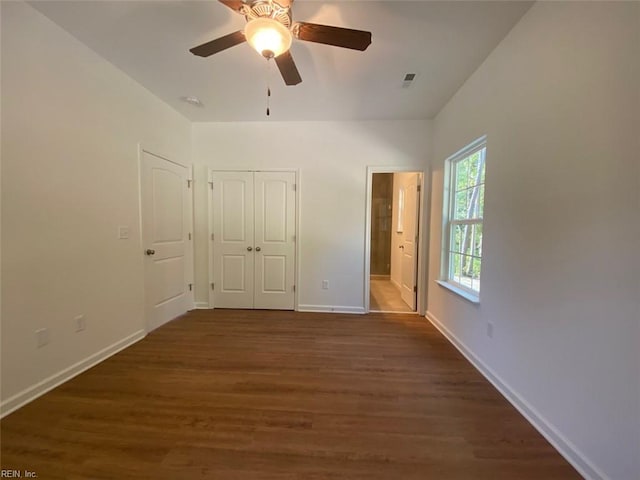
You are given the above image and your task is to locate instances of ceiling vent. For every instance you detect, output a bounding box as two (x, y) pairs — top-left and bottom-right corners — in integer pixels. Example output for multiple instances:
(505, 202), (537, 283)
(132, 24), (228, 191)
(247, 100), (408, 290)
(402, 73), (416, 88)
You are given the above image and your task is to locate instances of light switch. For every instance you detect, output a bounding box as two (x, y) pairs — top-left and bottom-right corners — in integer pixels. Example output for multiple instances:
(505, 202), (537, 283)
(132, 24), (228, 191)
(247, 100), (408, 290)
(118, 226), (129, 239)
(36, 328), (49, 348)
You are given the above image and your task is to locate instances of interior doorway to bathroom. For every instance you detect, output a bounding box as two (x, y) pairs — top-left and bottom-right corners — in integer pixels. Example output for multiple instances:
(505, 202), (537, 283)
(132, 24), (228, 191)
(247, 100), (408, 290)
(367, 171), (423, 313)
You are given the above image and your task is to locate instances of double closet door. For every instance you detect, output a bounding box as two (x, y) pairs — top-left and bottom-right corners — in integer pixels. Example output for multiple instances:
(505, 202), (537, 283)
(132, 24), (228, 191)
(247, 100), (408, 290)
(211, 171), (296, 310)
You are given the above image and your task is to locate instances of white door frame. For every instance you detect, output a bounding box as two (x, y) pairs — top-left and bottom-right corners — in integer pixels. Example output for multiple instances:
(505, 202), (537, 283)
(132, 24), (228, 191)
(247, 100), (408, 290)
(364, 166), (429, 315)
(137, 145), (194, 333)
(207, 168), (300, 310)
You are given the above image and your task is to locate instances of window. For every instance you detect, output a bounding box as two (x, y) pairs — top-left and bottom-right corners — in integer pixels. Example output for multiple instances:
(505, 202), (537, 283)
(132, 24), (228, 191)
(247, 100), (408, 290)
(442, 137), (486, 300)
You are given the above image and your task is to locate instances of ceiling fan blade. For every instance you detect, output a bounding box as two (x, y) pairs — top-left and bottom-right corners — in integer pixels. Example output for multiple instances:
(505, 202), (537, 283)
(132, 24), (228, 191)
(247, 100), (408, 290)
(274, 51), (302, 86)
(217, 0), (245, 13)
(294, 22), (372, 51)
(190, 31), (246, 57)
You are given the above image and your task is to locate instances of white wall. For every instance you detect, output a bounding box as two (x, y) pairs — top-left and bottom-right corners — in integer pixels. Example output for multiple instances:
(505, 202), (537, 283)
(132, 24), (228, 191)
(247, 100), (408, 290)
(1, 2), (191, 411)
(427, 2), (639, 480)
(192, 121), (430, 311)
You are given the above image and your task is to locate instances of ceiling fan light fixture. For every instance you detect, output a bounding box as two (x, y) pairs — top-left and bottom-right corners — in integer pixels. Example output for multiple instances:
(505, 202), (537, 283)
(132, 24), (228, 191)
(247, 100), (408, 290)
(244, 17), (292, 58)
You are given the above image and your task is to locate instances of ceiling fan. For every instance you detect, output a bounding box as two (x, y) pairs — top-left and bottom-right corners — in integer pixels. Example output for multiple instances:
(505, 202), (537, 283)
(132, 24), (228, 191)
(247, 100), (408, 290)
(189, 0), (372, 86)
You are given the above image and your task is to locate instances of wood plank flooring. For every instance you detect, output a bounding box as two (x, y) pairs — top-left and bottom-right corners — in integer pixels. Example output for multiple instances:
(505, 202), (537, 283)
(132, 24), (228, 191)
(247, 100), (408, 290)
(0, 310), (581, 479)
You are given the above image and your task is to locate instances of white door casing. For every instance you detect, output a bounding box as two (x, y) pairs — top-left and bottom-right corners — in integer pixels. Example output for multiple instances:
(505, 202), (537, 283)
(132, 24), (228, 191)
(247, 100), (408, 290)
(210, 171), (296, 310)
(400, 174), (420, 310)
(364, 167), (426, 315)
(141, 150), (191, 331)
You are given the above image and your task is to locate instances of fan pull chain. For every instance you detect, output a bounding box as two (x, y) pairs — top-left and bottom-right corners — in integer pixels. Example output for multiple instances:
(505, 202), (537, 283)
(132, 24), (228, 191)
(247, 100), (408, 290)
(266, 58), (272, 117)
(267, 86), (271, 117)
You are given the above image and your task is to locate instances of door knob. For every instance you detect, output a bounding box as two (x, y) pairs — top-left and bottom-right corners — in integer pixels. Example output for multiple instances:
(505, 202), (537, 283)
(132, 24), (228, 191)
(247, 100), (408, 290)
(247, 246), (253, 251)
(255, 246), (261, 252)
(146, 249), (156, 256)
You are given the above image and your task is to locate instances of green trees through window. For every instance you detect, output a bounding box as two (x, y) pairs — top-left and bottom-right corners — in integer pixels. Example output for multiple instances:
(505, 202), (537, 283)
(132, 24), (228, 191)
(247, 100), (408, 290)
(445, 140), (486, 295)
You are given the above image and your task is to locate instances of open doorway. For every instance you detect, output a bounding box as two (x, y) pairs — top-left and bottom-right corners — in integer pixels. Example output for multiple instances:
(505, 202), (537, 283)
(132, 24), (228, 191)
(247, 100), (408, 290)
(367, 171), (423, 313)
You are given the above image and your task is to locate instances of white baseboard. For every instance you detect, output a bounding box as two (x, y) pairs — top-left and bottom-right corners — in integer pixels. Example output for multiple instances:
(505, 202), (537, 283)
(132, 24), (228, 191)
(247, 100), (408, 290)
(297, 305), (366, 314)
(0, 329), (146, 418)
(194, 302), (210, 309)
(425, 311), (606, 480)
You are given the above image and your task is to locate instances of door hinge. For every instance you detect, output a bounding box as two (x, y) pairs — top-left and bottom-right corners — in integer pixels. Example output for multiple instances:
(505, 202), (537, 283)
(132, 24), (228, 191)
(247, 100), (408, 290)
(188, 232), (192, 240)
(211, 233), (214, 241)
(292, 285), (296, 292)
(293, 183), (296, 191)
(211, 283), (215, 290)
(209, 181), (214, 190)
(417, 184), (421, 193)
(188, 283), (193, 291)
(187, 179), (192, 188)
(413, 285), (417, 293)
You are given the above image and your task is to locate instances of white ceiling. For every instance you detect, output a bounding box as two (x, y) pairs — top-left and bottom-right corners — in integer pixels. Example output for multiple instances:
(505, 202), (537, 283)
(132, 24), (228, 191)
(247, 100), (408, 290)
(29, 0), (533, 122)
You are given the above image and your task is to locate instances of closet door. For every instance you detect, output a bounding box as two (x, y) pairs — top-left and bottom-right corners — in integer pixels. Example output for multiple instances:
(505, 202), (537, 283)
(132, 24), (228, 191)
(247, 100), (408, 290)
(254, 172), (296, 309)
(211, 171), (254, 308)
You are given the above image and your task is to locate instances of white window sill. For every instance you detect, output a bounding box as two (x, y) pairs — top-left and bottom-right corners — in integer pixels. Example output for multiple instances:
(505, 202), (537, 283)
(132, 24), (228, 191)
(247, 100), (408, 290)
(436, 280), (480, 304)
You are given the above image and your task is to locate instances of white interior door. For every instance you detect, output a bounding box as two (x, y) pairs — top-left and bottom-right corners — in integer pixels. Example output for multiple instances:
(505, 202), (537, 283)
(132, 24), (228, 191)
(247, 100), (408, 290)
(211, 171), (255, 308)
(254, 172), (296, 310)
(141, 151), (190, 331)
(400, 175), (420, 310)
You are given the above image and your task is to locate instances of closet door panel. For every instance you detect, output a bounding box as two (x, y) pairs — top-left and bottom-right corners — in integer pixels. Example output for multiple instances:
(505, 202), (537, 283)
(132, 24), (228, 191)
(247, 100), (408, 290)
(254, 172), (296, 310)
(211, 171), (255, 308)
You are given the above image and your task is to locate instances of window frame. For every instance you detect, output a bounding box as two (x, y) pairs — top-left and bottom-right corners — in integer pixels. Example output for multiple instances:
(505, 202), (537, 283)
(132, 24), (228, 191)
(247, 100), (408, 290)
(440, 136), (487, 303)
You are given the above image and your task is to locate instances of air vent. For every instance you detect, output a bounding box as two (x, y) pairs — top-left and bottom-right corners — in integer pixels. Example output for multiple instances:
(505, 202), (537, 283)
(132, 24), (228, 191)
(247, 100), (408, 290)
(402, 73), (417, 88)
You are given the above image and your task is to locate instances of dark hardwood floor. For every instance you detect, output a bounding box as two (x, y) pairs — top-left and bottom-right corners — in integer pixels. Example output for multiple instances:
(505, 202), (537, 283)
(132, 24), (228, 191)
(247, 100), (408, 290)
(0, 309), (581, 479)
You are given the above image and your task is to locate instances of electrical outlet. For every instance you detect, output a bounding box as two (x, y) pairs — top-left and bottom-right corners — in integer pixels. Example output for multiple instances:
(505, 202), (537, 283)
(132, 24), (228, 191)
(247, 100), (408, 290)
(75, 314), (86, 332)
(486, 322), (494, 338)
(322, 280), (329, 290)
(36, 328), (50, 348)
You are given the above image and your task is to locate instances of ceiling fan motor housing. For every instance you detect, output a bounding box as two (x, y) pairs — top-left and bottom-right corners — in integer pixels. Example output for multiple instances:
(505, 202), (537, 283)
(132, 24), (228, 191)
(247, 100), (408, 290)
(242, 0), (292, 28)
